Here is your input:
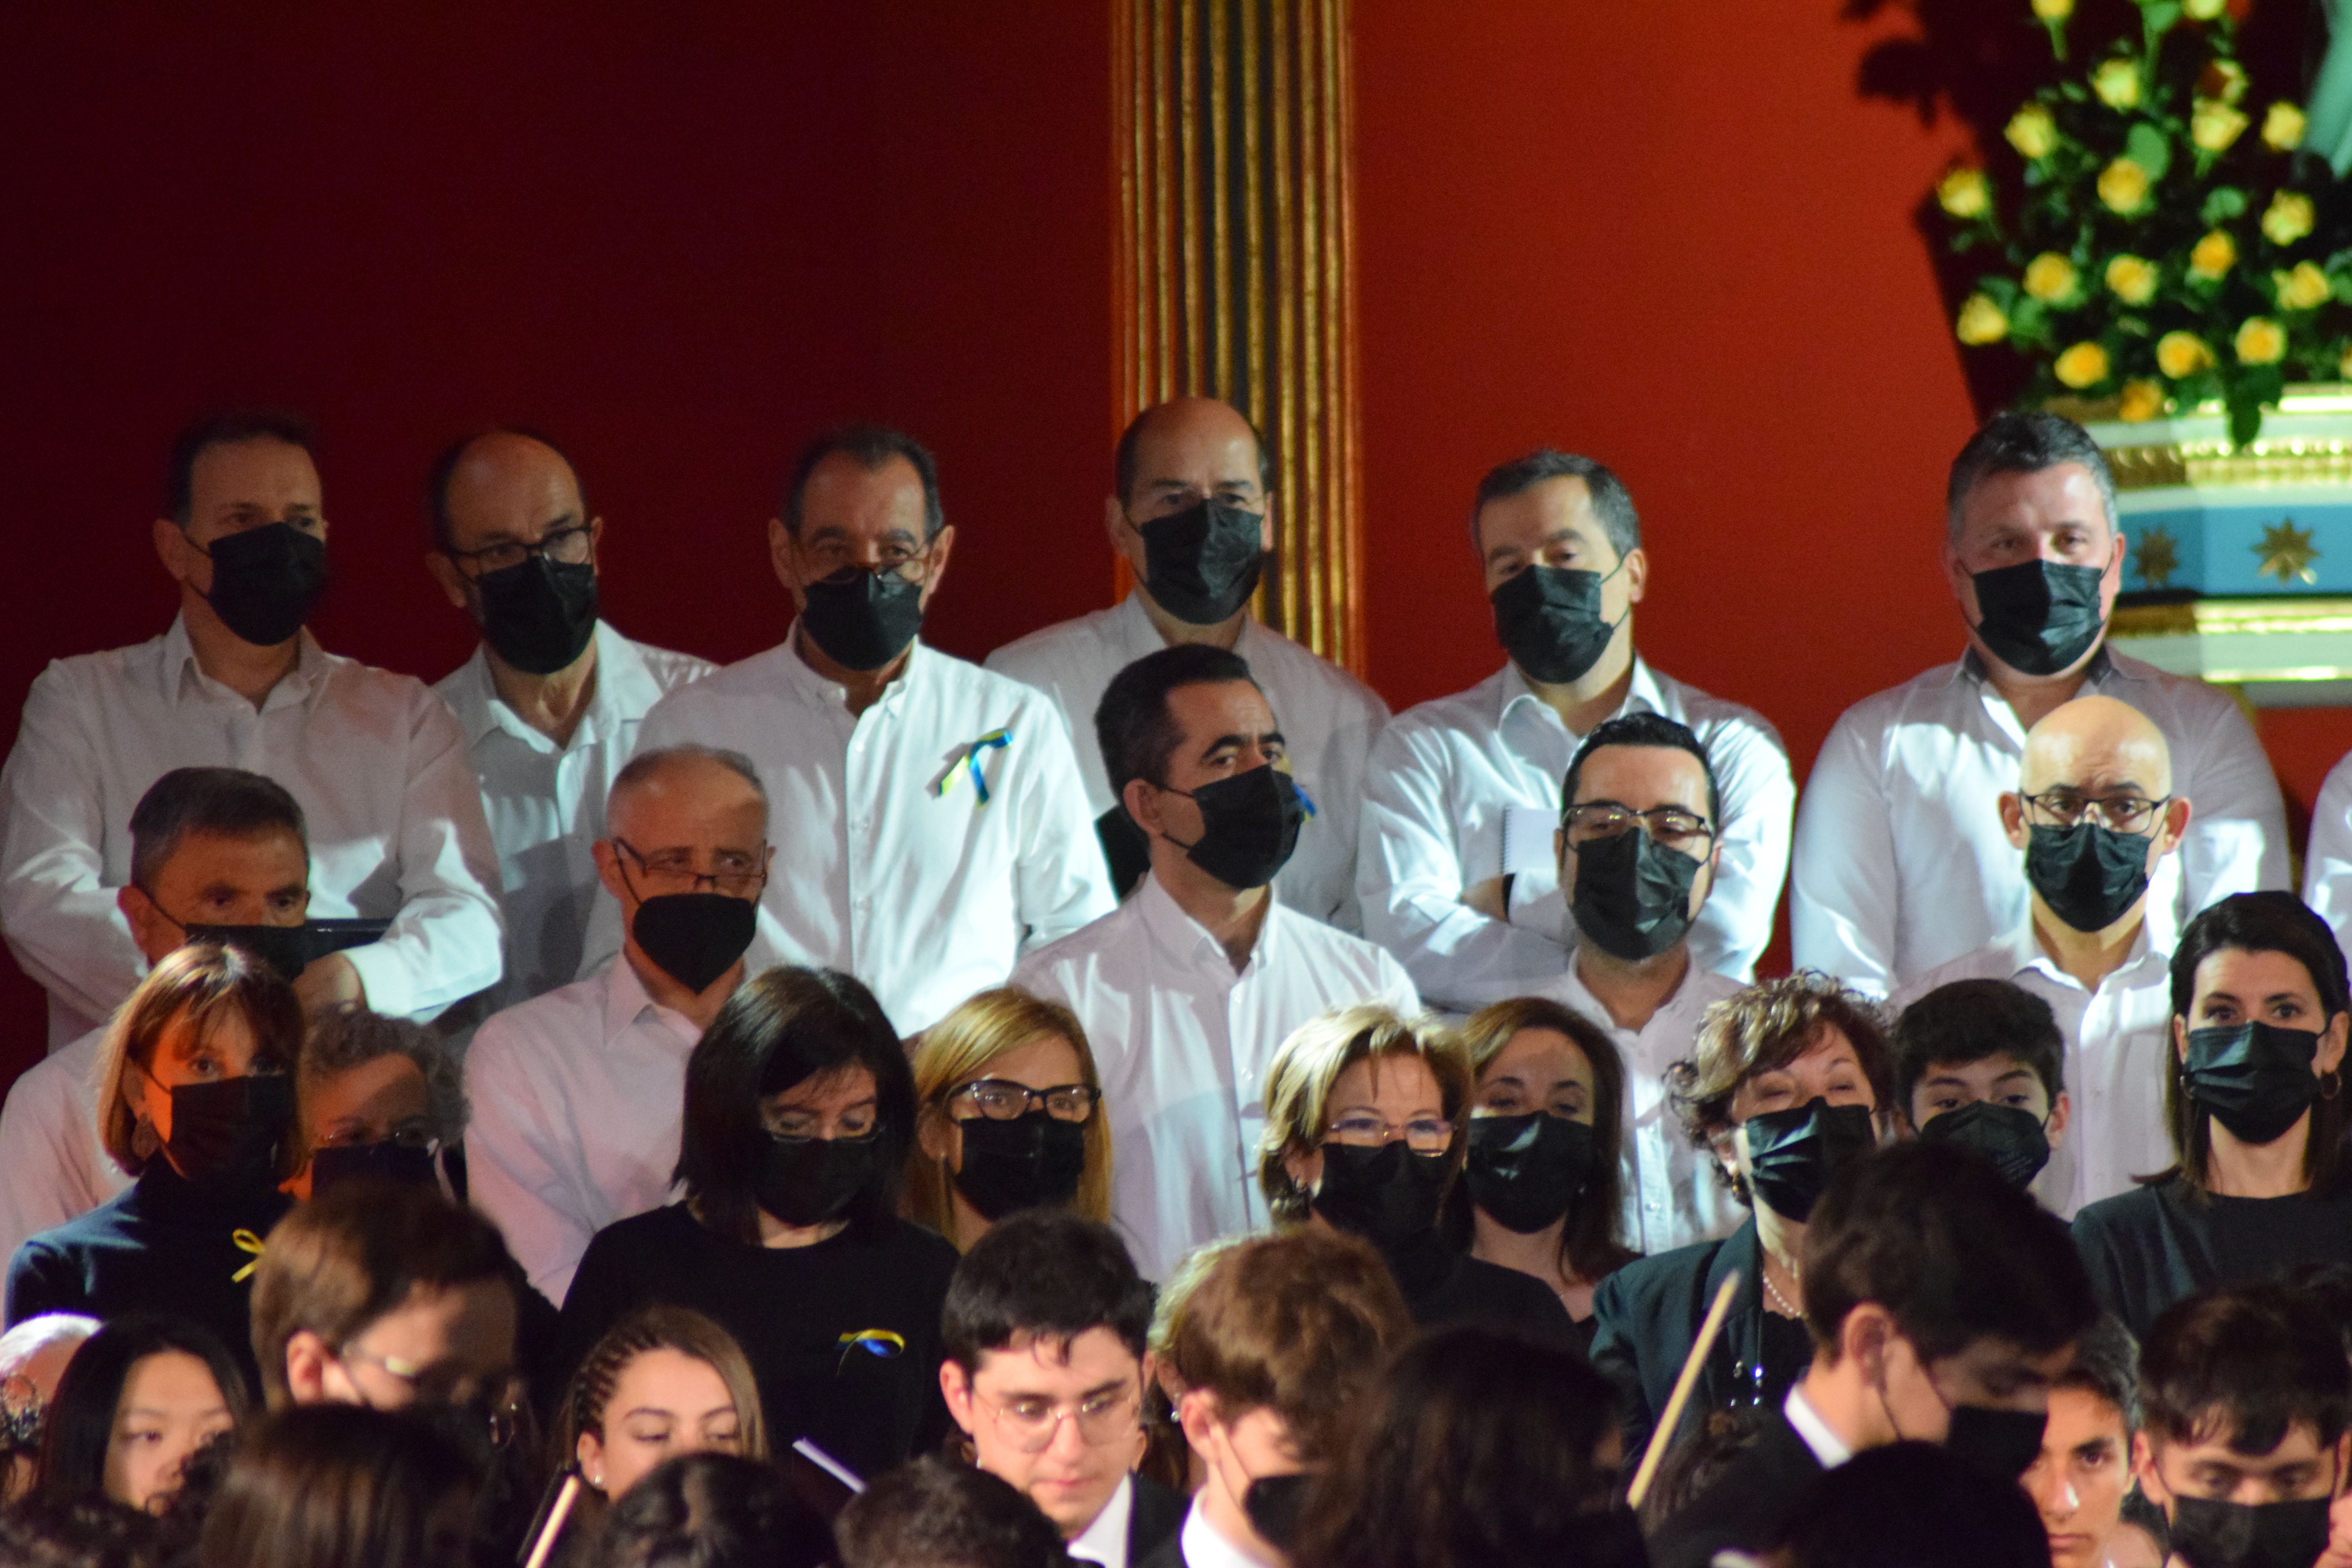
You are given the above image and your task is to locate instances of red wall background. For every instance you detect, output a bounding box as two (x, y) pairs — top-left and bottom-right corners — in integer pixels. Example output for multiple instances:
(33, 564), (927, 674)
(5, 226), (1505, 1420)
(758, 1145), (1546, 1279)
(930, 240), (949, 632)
(0, 1), (2345, 1099)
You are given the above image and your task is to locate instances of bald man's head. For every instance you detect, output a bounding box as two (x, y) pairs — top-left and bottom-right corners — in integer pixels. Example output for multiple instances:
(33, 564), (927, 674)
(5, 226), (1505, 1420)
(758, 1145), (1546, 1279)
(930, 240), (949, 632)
(606, 746), (768, 840)
(427, 429), (590, 557)
(2019, 694), (2173, 799)
(2003, 695), (2192, 937)
(1114, 397), (1272, 509)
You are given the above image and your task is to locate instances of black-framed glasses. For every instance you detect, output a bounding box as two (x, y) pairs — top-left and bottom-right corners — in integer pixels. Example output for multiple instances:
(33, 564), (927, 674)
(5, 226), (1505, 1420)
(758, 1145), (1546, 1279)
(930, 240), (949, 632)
(444, 521), (594, 575)
(2018, 789), (2171, 835)
(1562, 800), (1715, 851)
(613, 837), (770, 899)
(944, 1080), (1100, 1123)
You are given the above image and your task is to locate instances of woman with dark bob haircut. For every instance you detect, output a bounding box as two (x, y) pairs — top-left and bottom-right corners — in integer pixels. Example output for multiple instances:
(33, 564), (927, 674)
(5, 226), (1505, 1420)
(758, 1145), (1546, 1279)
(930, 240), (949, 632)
(2074, 891), (2352, 1339)
(195, 1404), (477, 1568)
(558, 966), (958, 1485)
(34, 1313), (249, 1517)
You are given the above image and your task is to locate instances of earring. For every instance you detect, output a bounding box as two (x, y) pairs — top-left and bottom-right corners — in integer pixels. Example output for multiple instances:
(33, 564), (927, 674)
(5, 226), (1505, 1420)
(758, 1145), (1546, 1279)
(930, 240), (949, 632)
(2323, 1070), (2343, 1102)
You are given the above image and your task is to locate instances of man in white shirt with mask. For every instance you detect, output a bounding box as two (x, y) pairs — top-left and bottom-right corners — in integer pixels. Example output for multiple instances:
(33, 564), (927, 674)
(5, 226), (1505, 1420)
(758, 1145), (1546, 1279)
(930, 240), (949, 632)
(1793, 410), (2283, 997)
(1013, 643), (1415, 1279)
(426, 429), (711, 1013)
(987, 396), (1388, 929)
(625, 424), (1111, 1035)
(0, 410), (503, 1048)
(1360, 449), (1793, 1011)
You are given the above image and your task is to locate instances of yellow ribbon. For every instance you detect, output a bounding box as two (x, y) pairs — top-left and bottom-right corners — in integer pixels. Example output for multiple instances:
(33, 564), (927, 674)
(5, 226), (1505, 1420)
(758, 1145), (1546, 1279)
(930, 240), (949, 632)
(230, 1229), (265, 1284)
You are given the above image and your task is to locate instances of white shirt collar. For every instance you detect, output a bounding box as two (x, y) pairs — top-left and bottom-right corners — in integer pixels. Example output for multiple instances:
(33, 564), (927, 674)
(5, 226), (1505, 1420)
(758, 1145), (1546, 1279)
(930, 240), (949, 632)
(1782, 1380), (1853, 1470)
(2003, 915), (2163, 993)
(448, 621), (662, 751)
(1135, 870), (1273, 976)
(1065, 1472), (1135, 1568)
(1178, 1497), (1270, 1568)
(777, 619), (927, 713)
(600, 951), (702, 1049)
(1494, 654), (1664, 733)
(160, 611), (325, 707)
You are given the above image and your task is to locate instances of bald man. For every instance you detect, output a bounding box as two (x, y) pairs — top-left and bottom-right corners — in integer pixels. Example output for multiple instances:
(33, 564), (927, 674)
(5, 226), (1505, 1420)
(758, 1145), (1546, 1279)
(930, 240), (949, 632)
(427, 430), (712, 1011)
(0, 1313), (97, 1502)
(1893, 695), (2191, 1216)
(986, 397), (1390, 930)
(464, 744), (769, 1301)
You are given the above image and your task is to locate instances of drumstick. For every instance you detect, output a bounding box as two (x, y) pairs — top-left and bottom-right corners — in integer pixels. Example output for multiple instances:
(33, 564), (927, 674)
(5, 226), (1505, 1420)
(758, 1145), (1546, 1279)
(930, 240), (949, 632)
(1626, 1271), (1742, 1512)
(520, 1470), (583, 1568)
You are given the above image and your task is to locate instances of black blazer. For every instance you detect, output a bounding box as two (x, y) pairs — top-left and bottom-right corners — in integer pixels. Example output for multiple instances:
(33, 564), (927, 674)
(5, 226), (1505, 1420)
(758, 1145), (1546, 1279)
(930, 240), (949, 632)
(1135, 1526), (1185, 1568)
(1126, 1473), (1185, 1565)
(1645, 1409), (1826, 1568)
(1589, 1217), (1770, 1458)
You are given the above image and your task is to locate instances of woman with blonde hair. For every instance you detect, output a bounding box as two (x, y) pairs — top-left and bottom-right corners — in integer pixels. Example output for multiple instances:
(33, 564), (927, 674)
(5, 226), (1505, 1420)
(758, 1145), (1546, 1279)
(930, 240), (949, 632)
(905, 987), (1110, 1250)
(1258, 1003), (1576, 1340)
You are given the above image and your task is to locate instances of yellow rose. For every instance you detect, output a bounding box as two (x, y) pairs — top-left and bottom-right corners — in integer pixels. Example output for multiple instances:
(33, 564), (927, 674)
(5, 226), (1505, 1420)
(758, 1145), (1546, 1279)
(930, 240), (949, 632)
(2263, 190), (2316, 245)
(2006, 104), (2059, 160)
(2192, 99), (2250, 152)
(2025, 252), (2080, 302)
(2103, 254), (2158, 305)
(2157, 331), (2215, 378)
(1937, 167), (1991, 219)
(1955, 294), (2009, 346)
(2032, 0), (2071, 16)
(2092, 58), (2142, 110)
(2264, 101), (2308, 152)
(2054, 341), (2111, 388)
(2199, 58), (2247, 101)
(2235, 316), (2287, 364)
(2098, 158), (2151, 215)
(2190, 229), (2238, 279)
(2118, 380), (2166, 422)
(2276, 260), (2331, 310)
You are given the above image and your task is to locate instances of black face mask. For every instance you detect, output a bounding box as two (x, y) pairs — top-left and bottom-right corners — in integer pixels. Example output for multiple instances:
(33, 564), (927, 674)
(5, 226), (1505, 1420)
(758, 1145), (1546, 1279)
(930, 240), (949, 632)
(309, 1140), (440, 1196)
(1242, 1473), (1311, 1553)
(630, 893), (755, 995)
(2184, 1023), (2324, 1146)
(951, 1112), (1088, 1221)
(1465, 1112), (1597, 1234)
(1740, 1098), (1876, 1223)
(204, 523), (328, 648)
(183, 923), (314, 984)
(474, 555), (598, 676)
(1490, 561), (1626, 686)
(1918, 1101), (2051, 1189)
(801, 566), (924, 672)
(1310, 1140), (1450, 1247)
(1942, 1403), (2048, 1480)
(2025, 821), (2153, 934)
(1970, 559), (2106, 676)
(161, 1074), (294, 1187)
(2169, 1493), (2335, 1568)
(755, 1133), (879, 1229)
(1164, 765), (1307, 891)
(1141, 499), (1265, 626)
(1570, 827), (1704, 961)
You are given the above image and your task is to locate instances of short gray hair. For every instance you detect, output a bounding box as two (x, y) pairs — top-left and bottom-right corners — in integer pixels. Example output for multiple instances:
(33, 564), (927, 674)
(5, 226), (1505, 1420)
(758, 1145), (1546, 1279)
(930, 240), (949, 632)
(607, 745), (768, 835)
(1945, 411), (2117, 543)
(299, 1009), (467, 1147)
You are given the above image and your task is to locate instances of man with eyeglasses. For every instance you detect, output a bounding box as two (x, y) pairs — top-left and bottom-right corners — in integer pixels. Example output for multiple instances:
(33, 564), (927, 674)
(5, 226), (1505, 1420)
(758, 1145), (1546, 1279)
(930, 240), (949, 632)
(619, 424), (1111, 1036)
(466, 744), (772, 1301)
(426, 430), (713, 1015)
(1530, 711), (1746, 1255)
(1890, 695), (2187, 1216)
(1359, 448), (1794, 1014)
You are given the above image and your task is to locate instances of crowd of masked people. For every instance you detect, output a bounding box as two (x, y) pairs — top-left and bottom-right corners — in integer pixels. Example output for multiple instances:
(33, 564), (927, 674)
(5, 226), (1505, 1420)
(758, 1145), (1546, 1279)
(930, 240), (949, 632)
(6, 395), (2352, 1565)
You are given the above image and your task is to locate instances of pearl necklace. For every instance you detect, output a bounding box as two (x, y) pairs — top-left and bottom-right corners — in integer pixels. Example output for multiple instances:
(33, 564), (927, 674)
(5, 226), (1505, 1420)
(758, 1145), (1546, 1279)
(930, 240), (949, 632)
(1761, 1258), (1803, 1318)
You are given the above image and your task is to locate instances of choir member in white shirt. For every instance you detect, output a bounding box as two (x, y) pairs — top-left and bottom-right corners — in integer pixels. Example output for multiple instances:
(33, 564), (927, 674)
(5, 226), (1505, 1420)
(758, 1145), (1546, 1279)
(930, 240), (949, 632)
(986, 396), (1388, 929)
(1012, 644), (1416, 1280)
(0, 410), (505, 1048)
(1358, 449), (1793, 1011)
(425, 430), (712, 1013)
(466, 744), (769, 1302)
(0, 766), (312, 1271)
(1891, 695), (2186, 1216)
(2301, 750), (2352, 958)
(1792, 410), (2284, 997)
(622, 425), (1112, 1035)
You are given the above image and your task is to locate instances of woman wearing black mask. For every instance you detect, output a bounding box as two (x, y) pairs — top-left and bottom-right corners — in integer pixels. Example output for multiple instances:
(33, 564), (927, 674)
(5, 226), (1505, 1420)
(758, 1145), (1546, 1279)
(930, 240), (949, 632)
(2073, 892), (2352, 1341)
(6, 944), (300, 1396)
(1455, 998), (1639, 1344)
(1258, 1005), (1577, 1342)
(904, 988), (1111, 1250)
(1589, 973), (1892, 1460)
(556, 965), (956, 1485)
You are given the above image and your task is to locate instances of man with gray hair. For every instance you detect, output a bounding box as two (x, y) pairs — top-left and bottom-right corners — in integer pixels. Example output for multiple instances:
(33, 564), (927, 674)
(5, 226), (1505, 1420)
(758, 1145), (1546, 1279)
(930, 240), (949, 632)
(1793, 410), (2285, 997)
(465, 743), (770, 1300)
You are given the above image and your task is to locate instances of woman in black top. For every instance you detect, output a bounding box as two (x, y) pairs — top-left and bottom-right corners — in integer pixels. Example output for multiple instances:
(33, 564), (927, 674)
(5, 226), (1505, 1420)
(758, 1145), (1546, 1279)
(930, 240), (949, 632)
(2073, 892), (2352, 1339)
(558, 967), (958, 1486)
(1454, 997), (1641, 1346)
(6, 944), (300, 1396)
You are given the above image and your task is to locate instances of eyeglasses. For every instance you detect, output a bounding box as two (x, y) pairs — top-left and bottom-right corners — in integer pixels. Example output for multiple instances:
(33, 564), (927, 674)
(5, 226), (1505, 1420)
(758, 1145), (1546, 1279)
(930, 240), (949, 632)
(613, 837), (770, 899)
(1562, 801), (1715, 851)
(945, 1080), (1100, 1123)
(337, 1348), (525, 1436)
(2018, 789), (2171, 835)
(973, 1385), (1142, 1454)
(445, 521), (595, 575)
(1325, 1114), (1455, 1154)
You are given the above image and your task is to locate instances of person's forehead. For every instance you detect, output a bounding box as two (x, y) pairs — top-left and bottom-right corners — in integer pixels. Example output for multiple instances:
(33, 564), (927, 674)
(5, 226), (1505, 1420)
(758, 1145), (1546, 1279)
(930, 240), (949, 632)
(2194, 945), (2319, 1000)
(1760, 1028), (1857, 1078)
(443, 437), (583, 547)
(191, 437), (320, 506)
(1167, 679), (1276, 744)
(2022, 727), (2167, 793)
(1333, 1051), (1439, 1106)
(2171, 1418), (2328, 1465)
(1956, 462), (2109, 539)
(612, 762), (766, 841)
(975, 1031), (1084, 1086)
(1477, 476), (1605, 550)
(800, 454), (927, 535)
(1481, 1027), (1591, 1086)
(307, 1053), (428, 1122)
(2043, 1385), (2127, 1443)
(1132, 404), (1261, 486)
(612, 1346), (732, 1404)
(771, 1062), (877, 1107)
(156, 827), (309, 887)
(1573, 744), (1708, 809)
(1922, 1053), (2035, 1090)
(978, 1326), (1141, 1388)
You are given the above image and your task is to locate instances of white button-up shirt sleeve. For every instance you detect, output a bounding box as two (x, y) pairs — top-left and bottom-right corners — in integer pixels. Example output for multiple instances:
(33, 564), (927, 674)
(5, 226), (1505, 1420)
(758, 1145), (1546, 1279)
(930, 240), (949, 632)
(0, 1031), (122, 1271)
(2305, 751), (2352, 955)
(2165, 683), (2288, 925)
(1789, 704), (1906, 997)
(465, 1018), (596, 1303)
(1007, 699), (1119, 953)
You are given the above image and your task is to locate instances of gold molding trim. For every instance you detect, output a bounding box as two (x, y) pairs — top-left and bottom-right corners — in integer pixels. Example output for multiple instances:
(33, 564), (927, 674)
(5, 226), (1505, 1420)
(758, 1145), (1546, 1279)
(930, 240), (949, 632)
(2112, 597), (2352, 638)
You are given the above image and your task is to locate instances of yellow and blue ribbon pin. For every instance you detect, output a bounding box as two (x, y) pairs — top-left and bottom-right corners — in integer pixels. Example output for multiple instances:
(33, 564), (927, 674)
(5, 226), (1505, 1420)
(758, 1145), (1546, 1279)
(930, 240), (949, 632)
(934, 729), (1013, 806)
(837, 1328), (907, 1373)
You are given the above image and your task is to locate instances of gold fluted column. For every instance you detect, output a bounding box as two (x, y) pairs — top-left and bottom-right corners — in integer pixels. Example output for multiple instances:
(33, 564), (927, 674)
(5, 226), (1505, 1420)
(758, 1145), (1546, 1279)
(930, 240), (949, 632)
(1112, 0), (1365, 672)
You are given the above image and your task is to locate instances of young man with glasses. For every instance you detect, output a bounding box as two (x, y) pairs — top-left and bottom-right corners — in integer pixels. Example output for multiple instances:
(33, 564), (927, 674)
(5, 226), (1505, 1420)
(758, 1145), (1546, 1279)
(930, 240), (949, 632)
(466, 744), (772, 1301)
(1891, 694), (2187, 1216)
(938, 1210), (1182, 1568)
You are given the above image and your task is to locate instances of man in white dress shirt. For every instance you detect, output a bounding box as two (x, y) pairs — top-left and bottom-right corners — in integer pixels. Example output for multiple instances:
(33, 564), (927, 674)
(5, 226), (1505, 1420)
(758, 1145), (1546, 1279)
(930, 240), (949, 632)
(0, 410), (504, 1047)
(0, 766), (312, 1270)
(466, 744), (768, 1303)
(1359, 449), (1793, 1012)
(425, 430), (712, 1012)
(1012, 644), (1416, 1280)
(626, 425), (1112, 1036)
(1891, 696), (2186, 1216)
(1530, 713), (1746, 1256)
(2301, 751), (2352, 960)
(987, 396), (1388, 929)
(1793, 410), (2283, 996)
